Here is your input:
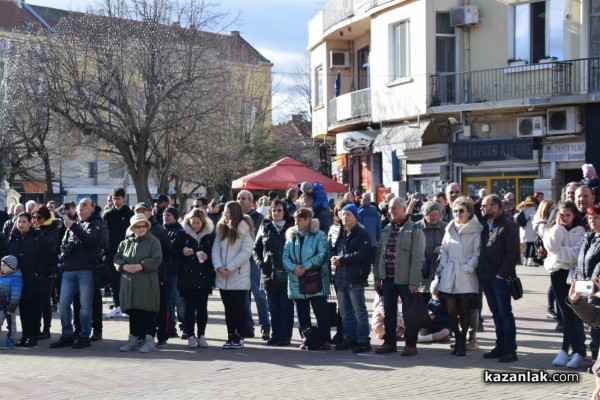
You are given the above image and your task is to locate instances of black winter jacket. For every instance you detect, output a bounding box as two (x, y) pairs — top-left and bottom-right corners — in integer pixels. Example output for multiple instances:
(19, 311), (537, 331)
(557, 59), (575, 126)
(148, 215), (170, 282)
(103, 205), (134, 256)
(479, 213), (520, 280)
(165, 222), (184, 276)
(172, 220), (215, 291)
(62, 212), (103, 271)
(253, 219), (293, 288)
(8, 228), (49, 297)
(333, 224), (372, 285)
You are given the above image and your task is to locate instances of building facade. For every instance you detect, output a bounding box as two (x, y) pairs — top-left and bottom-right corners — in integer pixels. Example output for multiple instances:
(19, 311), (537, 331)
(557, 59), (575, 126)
(309, 0), (599, 202)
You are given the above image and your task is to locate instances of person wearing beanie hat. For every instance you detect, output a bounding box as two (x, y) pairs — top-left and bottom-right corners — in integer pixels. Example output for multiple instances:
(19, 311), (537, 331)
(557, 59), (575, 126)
(581, 164), (600, 201)
(103, 187), (135, 321)
(0, 254), (23, 350)
(1, 255), (18, 271)
(421, 201), (442, 216)
(331, 203), (372, 353)
(164, 206), (179, 221)
(114, 212), (162, 353)
(341, 203), (359, 219)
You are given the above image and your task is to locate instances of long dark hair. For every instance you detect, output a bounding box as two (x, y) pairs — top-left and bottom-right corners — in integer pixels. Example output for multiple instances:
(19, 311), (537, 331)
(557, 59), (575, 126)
(547, 201), (583, 230)
(267, 199), (291, 223)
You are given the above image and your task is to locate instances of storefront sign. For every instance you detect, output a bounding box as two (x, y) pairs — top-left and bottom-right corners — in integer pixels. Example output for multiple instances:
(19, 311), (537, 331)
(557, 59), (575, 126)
(336, 130), (377, 154)
(541, 142), (585, 162)
(453, 139), (533, 164)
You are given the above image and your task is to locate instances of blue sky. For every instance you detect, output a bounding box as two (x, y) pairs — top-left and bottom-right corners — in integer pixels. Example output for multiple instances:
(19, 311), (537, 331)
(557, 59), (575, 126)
(24, 0), (322, 121)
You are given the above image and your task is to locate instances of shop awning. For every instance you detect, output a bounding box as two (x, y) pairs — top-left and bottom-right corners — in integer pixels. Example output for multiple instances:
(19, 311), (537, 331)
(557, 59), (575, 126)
(373, 121), (431, 153)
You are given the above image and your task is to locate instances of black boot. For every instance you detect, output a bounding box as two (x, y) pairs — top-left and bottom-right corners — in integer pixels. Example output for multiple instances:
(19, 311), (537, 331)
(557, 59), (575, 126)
(455, 334), (466, 357)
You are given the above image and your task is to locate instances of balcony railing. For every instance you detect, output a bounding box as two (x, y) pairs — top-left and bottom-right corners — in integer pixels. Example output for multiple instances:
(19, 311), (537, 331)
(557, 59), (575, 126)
(322, 0), (395, 32)
(328, 88), (371, 126)
(430, 57), (600, 106)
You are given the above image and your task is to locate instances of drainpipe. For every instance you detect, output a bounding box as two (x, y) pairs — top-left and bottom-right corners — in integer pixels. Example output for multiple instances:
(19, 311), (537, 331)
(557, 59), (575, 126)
(22, 2), (54, 33)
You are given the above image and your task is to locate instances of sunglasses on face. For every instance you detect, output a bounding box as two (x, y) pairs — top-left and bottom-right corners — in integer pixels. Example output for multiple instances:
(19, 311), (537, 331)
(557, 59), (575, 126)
(453, 209), (466, 214)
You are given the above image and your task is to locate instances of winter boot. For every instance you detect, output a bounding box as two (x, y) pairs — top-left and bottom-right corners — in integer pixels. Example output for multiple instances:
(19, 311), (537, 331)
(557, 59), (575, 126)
(119, 334), (140, 352)
(139, 335), (157, 353)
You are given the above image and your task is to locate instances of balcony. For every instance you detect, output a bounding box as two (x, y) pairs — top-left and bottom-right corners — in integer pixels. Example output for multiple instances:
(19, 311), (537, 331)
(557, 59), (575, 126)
(322, 0), (394, 32)
(430, 57), (600, 107)
(328, 88), (371, 127)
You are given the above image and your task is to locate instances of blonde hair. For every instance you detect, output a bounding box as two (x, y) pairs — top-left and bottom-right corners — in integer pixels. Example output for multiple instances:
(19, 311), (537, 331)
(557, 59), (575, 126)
(535, 199), (555, 221)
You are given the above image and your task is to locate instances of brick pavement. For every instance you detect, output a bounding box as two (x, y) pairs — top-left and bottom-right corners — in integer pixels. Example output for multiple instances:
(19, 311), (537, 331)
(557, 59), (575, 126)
(0, 265), (595, 399)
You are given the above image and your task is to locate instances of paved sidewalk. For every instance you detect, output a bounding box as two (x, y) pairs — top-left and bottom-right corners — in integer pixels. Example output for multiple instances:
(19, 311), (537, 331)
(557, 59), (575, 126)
(0, 265), (594, 399)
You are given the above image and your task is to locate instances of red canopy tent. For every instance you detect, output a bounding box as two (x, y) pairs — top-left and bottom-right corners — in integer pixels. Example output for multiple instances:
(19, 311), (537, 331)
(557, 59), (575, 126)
(231, 157), (346, 193)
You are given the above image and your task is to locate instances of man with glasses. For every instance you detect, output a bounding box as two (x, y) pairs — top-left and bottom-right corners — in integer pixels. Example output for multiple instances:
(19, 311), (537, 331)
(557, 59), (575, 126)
(237, 190), (270, 340)
(479, 194), (520, 363)
(50, 198), (103, 349)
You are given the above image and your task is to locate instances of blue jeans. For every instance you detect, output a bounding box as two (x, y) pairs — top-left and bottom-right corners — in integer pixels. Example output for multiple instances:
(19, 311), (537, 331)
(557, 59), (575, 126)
(60, 270), (93, 338)
(266, 284), (294, 341)
(337, 284), (370, 344)
(482, 277), (517, 354)
(382, 280), (418, 346)
(244, 259), (270, 332)
(167, 275), (186, 332)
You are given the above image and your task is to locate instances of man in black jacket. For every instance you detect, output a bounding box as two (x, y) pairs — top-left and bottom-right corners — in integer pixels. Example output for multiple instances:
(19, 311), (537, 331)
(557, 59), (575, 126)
(163, 206), (185, 338)
(51, 198), (103, 349)
(330, 204), (372, 353)
(479, 194), (520, 363)
(103, 187), (134, 319)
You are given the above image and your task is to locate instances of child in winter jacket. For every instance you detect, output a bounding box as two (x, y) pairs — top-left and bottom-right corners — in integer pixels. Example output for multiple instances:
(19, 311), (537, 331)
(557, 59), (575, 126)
(0, 255), (22, 349)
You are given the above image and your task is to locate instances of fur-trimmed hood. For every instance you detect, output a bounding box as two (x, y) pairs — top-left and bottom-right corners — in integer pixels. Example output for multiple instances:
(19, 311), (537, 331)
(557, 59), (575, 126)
(285, 218), (320, 240)
(182, 218), (214, 243)
(445, 215), (483, 235)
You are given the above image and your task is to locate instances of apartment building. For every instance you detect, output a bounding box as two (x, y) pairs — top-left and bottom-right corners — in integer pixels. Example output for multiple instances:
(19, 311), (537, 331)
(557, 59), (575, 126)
(309, 0), (599, 201)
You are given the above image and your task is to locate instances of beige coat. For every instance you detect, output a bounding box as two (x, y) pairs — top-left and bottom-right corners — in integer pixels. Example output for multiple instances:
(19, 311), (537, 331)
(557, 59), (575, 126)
(438, 217), (482, 294)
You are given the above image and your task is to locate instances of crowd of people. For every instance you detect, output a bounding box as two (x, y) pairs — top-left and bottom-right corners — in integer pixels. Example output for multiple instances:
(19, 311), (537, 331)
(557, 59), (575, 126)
(1, 167), (600, 379)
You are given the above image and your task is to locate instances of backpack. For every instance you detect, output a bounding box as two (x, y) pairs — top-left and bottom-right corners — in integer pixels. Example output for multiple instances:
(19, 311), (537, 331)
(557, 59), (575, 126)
(301, 326), (323, 351)
(516, 211), (528, 227)
(535, 235), (547, 260)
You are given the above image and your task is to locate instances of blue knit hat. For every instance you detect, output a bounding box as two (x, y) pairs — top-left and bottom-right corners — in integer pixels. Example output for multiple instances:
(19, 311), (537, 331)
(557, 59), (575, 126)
(1, 255), (18, 270)
(342, 203), (359, 219)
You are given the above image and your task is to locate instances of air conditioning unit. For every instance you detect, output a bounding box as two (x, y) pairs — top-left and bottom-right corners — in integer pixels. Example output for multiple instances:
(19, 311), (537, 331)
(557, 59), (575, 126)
(516, 116), (545, 137)
(330, 51), (349, 69)
(546, 107), (582, 135)
(450, 6), (480, 27)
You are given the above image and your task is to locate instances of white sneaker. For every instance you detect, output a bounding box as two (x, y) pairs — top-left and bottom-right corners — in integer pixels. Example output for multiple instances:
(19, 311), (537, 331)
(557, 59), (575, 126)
(552, 350), (570, 366)
(138, 335), (157, 353)
(188, 336), (197, 349)
(105, 306), (123, 319)
(566, 353), (583, 369)
(197, 335), (208, 348)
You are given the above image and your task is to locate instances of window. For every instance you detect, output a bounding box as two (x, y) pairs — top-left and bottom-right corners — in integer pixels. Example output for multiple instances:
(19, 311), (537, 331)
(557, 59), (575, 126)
(88, 162), (97, 179)
(357, 46), (369, 90)
(392, 20), (410, 80)
(436, 13), (455, 73)
(592, 0), (600, 57)
(314, 65), (323, 107)
(514, 0), (564, 64)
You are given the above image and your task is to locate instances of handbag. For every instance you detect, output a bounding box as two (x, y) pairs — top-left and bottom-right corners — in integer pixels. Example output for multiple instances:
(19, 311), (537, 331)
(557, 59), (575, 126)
(298, 268), (323, 295)
(506, 276), (523, 300)
(93, 263), (112, 288)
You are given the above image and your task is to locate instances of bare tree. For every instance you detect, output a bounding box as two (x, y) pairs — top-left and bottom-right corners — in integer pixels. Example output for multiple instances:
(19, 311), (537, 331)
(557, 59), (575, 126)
(9, 0), (232, 202)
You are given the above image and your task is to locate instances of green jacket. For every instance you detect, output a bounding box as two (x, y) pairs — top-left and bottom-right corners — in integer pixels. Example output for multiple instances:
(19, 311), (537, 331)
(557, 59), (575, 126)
(283, 219), (330, 299)
(114, 232), (163, 313)
(374, 219), (425, 286)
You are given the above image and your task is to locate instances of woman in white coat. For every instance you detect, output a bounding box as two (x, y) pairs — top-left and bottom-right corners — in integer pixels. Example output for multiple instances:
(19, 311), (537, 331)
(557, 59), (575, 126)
(544, 201), (586, 368)
(515, 196), (538, 266)
(212, 201), (255, 349)
(438, 196), (482, 357)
